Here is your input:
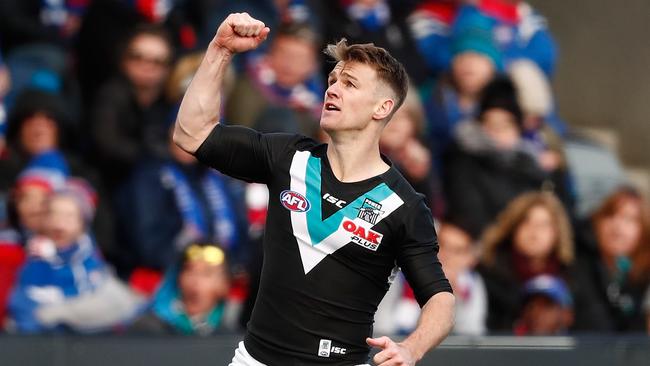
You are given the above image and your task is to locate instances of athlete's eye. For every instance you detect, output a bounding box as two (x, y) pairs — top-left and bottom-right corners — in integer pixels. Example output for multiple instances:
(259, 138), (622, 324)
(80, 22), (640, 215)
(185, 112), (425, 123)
(344, 80), (356, 88)
(328, 78), (336, 86)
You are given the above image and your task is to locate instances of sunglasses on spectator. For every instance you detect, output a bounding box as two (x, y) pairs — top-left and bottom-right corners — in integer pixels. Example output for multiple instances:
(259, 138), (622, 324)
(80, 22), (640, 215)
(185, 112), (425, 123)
(126, 50), (170, 67)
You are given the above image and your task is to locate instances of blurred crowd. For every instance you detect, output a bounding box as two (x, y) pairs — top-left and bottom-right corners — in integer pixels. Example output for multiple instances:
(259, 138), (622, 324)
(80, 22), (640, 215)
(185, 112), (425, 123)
(0, 0), (649, 337)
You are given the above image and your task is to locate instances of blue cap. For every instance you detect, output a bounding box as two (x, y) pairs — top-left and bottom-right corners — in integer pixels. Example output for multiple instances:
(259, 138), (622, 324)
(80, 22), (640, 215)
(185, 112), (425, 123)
(523, 275), (573, 308)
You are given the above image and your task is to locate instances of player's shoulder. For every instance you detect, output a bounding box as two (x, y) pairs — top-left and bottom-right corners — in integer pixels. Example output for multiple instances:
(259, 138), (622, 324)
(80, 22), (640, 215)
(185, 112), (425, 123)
(261, 130), (322, 153)
(382, 166), (429, 212)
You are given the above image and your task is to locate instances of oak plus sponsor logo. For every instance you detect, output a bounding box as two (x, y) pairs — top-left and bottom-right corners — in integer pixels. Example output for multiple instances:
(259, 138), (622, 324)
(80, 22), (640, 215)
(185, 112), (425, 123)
(280, 190), (311, 212)
(342, 220), (383, 251)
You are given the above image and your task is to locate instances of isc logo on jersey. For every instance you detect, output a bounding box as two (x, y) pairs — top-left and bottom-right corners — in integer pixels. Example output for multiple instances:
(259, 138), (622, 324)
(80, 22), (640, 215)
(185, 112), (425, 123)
(318, 339), (346, 357)
(341, 220), (383, 251)
(280, 190), (311, 212)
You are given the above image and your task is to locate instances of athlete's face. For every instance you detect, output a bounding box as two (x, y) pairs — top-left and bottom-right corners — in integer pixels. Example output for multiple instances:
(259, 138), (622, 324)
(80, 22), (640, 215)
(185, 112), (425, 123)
(321, 61), (394, 133)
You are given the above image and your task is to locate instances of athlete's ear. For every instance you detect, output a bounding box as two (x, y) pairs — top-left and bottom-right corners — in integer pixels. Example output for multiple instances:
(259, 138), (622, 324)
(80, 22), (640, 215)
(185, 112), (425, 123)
(372, 97), (394, 121)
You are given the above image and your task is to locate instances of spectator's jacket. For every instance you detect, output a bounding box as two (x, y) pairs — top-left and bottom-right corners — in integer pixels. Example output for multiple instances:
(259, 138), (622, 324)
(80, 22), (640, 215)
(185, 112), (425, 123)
(571, 228), (650, 332)
(116, 159), (246, 272)
(90, 77), (170, 189)
(409, 0), (557, 77)
(9, 235), (117, 333)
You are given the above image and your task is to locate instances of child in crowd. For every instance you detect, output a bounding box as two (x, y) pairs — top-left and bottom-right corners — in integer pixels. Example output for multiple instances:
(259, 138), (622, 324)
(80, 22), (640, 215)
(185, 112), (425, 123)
(7, 178), (142, 333)
(129, 242), (234, 335)
(514, 275), (573, 335)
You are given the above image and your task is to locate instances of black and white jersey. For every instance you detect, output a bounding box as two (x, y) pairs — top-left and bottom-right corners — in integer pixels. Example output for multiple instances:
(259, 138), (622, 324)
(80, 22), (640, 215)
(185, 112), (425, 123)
(195, 124), (451, 365)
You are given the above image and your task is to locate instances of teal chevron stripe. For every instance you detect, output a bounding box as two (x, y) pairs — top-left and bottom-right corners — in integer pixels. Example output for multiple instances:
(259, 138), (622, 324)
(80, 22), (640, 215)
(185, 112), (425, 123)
(303, 154), (395, 245)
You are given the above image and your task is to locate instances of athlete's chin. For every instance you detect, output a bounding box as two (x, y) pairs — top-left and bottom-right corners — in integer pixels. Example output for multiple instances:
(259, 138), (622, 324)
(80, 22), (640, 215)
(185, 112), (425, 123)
(319, 115), (342, 131)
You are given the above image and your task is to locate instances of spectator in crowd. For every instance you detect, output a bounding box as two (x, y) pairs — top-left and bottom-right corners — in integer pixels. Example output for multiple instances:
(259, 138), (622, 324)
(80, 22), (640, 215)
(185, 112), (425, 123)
(514, 275), (573, 335)
(115, 123), (245, 277)
(7, 178), (142, 333)
(438, 221), (487, 335)
(129, 242), (235, 335)
(478, 191), (574, 331)
(422, 11), (501, 159)
(0, 165), (65, 328)
(225, 22), (323, 138)
(409, 0), (557, 79)
(2, 89), (74, 184)
(380, 85), (441, 213)
(408, 0), (464, 76)
(443, 77), (547, 238)
(321, 0), (429, 84)
(90, 24), (173, 190)
(572, 187), (650, 332)
(454, 0), (558, 78)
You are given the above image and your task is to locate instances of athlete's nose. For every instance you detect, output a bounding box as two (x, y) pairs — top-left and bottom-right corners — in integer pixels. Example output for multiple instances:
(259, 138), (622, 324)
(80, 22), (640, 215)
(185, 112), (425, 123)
(326, 84), (340, 100)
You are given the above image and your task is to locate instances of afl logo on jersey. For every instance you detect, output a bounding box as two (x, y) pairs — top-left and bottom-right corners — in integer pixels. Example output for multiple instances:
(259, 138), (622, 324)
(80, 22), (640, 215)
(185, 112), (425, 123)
(280, 190), (311, 212)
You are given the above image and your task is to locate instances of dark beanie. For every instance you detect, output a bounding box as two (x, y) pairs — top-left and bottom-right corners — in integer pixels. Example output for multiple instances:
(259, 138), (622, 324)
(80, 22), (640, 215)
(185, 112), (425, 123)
(478, 76), (523, 128)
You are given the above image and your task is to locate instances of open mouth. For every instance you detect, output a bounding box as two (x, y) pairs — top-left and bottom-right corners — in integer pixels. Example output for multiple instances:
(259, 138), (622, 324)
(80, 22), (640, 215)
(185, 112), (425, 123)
(324, 102), (340, 111)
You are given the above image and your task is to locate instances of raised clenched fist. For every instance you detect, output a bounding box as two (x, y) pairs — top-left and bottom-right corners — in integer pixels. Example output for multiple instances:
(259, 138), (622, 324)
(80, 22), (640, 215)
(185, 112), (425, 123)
(213, 12), (270, 54)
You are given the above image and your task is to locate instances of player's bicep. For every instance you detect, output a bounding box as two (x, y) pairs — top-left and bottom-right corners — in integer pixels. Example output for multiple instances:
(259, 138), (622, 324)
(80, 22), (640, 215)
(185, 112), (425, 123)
(397, 199), (452, 307)
(193, 124), (295, 183)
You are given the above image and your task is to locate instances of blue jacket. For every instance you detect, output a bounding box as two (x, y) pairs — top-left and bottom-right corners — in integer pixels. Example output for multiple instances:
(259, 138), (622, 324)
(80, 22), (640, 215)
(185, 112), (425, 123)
(8, 234), (107, 333)
(115, 159), (248, 271)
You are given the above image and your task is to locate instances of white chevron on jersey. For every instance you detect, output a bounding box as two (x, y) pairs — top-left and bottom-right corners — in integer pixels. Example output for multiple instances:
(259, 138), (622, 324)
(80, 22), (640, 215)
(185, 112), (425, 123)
(288, 150), (404, 274)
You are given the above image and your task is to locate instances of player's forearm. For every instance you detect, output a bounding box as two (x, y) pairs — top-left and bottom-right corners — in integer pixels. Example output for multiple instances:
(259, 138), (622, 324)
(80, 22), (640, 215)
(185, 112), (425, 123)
(400, 291), (455, 361)
(173, 43), (232, 153)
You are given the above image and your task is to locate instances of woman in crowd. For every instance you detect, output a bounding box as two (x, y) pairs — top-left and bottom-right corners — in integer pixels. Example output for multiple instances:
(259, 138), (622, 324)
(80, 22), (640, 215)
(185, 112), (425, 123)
(478, 191), (574, 331)
(572, 187), (650, 332)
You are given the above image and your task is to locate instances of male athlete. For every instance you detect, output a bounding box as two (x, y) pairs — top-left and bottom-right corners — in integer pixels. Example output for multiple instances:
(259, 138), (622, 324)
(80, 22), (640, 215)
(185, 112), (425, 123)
(174, 12), (455, 366)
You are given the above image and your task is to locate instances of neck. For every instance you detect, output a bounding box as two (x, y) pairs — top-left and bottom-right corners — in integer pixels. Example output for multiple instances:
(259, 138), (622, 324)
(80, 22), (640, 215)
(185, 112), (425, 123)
(326, 130), (389, 182)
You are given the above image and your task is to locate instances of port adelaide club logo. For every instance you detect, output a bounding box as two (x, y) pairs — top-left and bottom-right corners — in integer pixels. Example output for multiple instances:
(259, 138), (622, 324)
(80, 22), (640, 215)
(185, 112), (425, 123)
(280, 190), (311, 212)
